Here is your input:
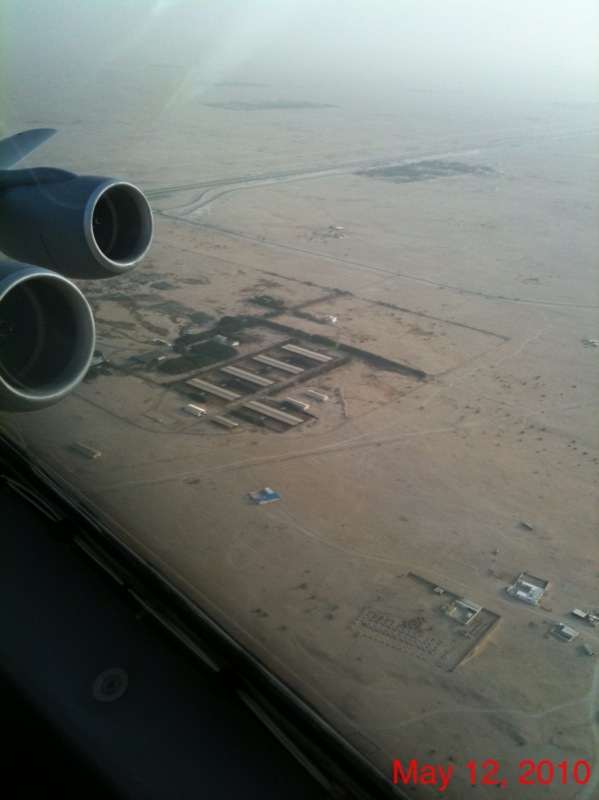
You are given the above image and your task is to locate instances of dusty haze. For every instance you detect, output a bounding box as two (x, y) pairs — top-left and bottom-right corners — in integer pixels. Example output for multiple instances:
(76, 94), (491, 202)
(2, 3), (598, 800)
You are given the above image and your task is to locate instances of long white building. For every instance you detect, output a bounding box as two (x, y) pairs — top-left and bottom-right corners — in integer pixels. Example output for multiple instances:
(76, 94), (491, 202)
(221, 366), (274, 387)
(281, 344), (332, 363)
(244, 401), (303, 426)
(252, 354), (304, 374)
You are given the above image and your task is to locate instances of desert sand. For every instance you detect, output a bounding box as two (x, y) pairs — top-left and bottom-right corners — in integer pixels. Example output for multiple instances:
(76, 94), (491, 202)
(6, 67), (598, 799)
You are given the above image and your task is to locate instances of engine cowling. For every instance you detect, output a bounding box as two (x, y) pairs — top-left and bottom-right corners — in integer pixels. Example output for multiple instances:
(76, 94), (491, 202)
(0, 261), (95, 411)
(0, 171), (153, 279)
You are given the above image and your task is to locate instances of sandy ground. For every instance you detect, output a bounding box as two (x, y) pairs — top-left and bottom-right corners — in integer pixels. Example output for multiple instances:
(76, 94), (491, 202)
(4, 71), (599, 799)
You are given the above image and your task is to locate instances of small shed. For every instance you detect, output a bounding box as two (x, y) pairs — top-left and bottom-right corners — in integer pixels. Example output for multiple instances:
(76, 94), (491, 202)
(445, 598), (483, 625)
(506, 572), (549, 605)
(249, 488), (281, 505)
(552, 624), (579, 642)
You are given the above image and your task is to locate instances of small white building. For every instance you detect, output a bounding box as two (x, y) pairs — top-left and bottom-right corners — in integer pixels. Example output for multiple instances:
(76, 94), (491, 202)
(305, 390), (329, 402)
(72, 442), (101, 460)
(552, 623), (579, 642)
(445, 598), (483, 625)
(183, 404), (206, 417)
(211, 415), (238, 429)
(284, 397), (310, 412)
(572, 609), (588, 620)
(506, 572), (549, 605)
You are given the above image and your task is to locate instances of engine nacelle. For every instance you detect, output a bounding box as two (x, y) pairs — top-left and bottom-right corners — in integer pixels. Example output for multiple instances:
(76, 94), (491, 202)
(0, 261), (95, 411)
(0, 170), (153, 279)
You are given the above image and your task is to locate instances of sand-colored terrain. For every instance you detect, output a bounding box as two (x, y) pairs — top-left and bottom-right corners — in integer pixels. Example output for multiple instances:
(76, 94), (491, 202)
(5, 70), (598, 799)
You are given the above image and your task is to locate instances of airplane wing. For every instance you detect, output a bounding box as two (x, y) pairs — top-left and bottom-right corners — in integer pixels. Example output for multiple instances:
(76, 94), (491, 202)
(0, 128), (57, 169)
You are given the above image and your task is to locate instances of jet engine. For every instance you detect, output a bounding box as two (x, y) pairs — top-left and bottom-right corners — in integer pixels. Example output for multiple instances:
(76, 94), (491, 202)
(0, 170), (153, 279)
(0, 262), (95, 412)
(0, 128), (153, 411)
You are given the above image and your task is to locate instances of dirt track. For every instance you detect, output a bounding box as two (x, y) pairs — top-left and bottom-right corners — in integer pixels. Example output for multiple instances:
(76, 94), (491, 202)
(8, 75), (598, 799)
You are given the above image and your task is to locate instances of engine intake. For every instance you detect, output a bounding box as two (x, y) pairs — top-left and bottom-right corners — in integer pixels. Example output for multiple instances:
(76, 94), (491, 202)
(0, 262), (95, 411)
(0, 173), (153, 279)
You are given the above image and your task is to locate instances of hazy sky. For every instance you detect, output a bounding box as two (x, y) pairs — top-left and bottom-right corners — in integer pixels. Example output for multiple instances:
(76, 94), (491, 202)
(3, 0), (597, 93)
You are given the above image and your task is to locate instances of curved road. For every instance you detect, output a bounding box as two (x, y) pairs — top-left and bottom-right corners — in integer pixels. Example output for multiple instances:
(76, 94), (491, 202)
(148, 124), (598, 311)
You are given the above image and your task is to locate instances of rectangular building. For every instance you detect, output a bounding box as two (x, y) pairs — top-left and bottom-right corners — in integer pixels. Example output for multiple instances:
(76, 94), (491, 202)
(252, 354), (304, 374)
(284, 397), (310, 412)
(281, 344), (332, 363)
(211, 415), (239, 429)
(186, 378), (240, 401)
(506, 572), (549, 605)
(221, 366), (274, 387)
(71, 442), (102, 459)
(183, 404), (206, 417)
(244, 401), (303, 426)
(445, 598), (483, 625)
